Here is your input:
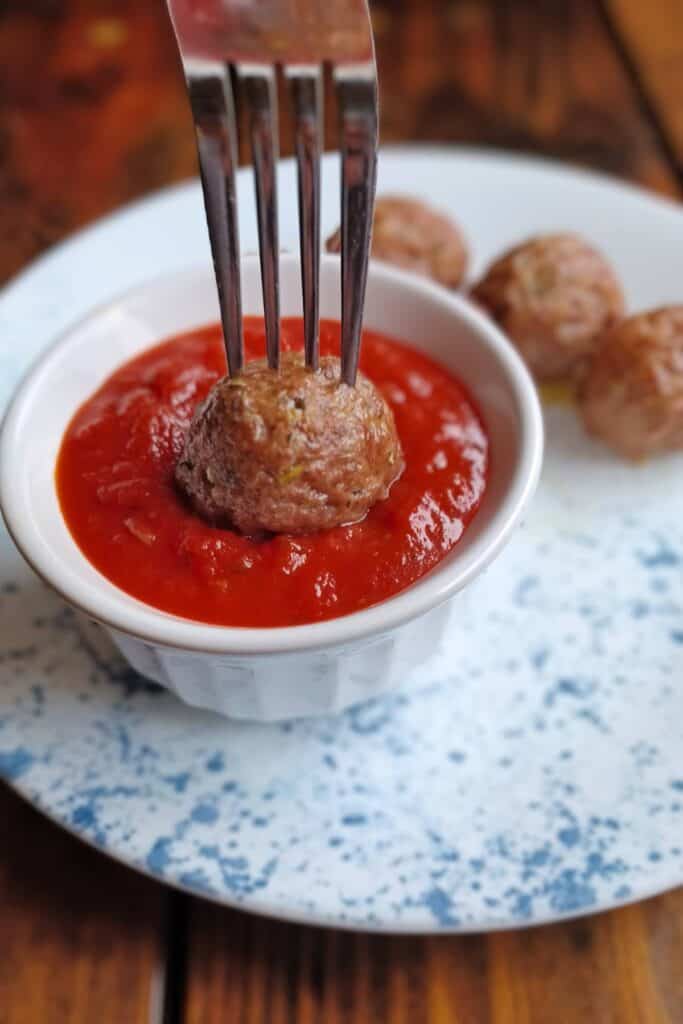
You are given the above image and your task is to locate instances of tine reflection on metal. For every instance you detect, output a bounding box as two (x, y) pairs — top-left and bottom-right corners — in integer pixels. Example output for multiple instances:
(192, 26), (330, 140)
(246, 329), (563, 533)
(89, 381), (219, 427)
(240, 65), (281, 370)
(335, 67), (378, 386)
(287, 66), (323, 371)
(187, 64), (243, 376)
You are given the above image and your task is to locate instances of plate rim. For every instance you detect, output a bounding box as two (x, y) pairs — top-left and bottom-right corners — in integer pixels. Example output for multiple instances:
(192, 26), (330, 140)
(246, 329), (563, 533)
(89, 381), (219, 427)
(8, 779), (682, 935)
(1, 143), (682, 933)
(1, 141), (682, 307)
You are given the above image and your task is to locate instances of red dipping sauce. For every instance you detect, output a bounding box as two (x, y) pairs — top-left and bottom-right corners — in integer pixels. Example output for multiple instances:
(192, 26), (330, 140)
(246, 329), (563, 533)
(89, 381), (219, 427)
(57, 318), (488, 627)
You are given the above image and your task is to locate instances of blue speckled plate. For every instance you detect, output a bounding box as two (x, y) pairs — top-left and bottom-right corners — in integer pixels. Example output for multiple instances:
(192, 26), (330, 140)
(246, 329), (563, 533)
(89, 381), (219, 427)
(1, 148), (683, 932)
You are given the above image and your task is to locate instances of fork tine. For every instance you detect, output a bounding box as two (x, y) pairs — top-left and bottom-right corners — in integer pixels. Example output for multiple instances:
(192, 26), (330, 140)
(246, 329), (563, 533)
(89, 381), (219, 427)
(334, 67), (378, 387)
(167, 0), (377, 386)
(187, 63), (243, 377)
(239, 65), (281, 371)
(287, 66), (323, 371)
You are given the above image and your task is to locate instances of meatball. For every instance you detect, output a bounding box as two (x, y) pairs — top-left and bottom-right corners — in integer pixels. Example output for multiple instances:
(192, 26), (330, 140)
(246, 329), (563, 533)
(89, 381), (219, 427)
(577, 307), (683, 460)
(471, 233), (624, 380)
(326, 195), (468, 289)
(175, 352), (404, 535)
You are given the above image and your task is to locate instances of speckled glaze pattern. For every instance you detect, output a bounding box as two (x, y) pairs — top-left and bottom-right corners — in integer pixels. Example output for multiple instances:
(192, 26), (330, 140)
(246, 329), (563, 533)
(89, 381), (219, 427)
(1, 149), (683, 931)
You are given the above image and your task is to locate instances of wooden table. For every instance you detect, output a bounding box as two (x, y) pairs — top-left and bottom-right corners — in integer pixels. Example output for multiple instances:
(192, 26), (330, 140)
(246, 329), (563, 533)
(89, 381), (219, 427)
(1, 1), (682, 1020)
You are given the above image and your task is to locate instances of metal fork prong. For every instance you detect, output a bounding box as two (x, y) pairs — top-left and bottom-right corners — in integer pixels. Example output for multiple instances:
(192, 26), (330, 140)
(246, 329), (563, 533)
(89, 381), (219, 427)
(334, 67), (378, 387)
(187, 62), (243, 377)
(287, 66), (323, 371)
(239, 64), (281, 371)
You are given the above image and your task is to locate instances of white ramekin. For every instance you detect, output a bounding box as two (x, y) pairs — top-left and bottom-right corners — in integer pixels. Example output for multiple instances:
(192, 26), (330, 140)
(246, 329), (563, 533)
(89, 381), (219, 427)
(0, 255), (543, 720)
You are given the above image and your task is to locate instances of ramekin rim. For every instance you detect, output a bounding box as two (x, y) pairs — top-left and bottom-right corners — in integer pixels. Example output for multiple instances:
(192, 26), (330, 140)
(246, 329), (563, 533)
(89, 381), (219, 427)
(0, 255), (543, 655)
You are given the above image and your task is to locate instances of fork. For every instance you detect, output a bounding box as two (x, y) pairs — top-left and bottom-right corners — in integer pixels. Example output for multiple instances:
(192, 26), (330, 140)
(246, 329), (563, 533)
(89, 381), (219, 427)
(165, 0), (378, 386)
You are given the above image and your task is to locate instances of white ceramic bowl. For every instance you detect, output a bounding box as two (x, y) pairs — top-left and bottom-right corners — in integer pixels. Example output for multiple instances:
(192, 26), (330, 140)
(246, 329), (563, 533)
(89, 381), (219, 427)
(0, 255), (543, 720)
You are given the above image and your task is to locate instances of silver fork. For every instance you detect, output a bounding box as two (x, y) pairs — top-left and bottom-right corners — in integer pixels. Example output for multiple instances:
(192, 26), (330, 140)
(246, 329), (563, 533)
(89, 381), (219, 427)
(165, 0), (378, 386)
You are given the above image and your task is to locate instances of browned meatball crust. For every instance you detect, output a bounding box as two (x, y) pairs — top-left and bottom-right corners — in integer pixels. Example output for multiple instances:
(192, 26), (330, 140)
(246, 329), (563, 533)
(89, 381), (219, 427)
(471, 233), (624, 380)
(175, 353), (404, 535)
(326, 195), (468, 289)
(578, 306), (683, 460)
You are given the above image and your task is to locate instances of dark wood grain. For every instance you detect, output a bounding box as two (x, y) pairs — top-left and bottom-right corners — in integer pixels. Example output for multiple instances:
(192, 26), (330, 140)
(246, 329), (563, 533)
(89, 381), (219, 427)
(0, 0), (679, 287)
(605, 0), (683, 181)
(0, 785), (167, 1024)
(0, 0), (196, 283)
(1, 1), (683, 1022)
(372, 0), (679, 196)
(182, 893), (683, 1023)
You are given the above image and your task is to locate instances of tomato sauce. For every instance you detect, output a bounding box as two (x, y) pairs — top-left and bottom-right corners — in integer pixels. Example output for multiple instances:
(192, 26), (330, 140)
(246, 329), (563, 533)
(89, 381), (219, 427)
(56, 318), (488, 627)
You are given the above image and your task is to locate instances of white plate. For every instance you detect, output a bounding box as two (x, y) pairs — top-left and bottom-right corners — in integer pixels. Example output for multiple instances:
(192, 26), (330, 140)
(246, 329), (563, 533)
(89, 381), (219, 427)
(1, 147), (682, 933)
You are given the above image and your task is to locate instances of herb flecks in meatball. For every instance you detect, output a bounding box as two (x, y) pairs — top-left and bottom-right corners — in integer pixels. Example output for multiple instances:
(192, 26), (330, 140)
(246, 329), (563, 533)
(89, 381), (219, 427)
(175, 353), (404, 535)
(326, 195), (468, 289)
(471, 233), (624, 380)
(578, 306), (683, 461)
